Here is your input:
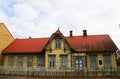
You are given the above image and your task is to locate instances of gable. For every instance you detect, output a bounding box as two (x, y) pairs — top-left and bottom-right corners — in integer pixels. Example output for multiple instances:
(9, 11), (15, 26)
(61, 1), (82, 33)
(0, 23), (14, 52)
(45, 32), (71, 51)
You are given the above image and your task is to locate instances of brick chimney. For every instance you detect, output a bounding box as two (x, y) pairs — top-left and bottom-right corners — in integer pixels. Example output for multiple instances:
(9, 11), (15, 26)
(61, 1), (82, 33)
(83, 30), (87, 36)
(29, 36), (32, 39)
(70, 30), (73, 37)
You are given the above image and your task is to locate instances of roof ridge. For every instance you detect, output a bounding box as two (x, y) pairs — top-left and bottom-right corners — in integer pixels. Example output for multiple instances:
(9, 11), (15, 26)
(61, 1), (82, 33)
(14, 34), (109, 40)
(65, 34), (109, 38)
(15, 37), (49, 40)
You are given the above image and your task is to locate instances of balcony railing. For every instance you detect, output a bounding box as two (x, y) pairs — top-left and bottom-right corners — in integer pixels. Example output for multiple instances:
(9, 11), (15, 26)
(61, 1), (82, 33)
(0, 66), (120, 77)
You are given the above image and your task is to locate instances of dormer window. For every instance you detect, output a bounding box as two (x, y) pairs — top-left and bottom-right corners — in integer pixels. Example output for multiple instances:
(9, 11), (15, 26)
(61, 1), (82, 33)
(55, 39), (61, 48)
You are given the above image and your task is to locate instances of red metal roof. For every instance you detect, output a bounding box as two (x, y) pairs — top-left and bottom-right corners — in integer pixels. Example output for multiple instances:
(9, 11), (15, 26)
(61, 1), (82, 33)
(2, 38), (49, 53)
(2, 33), (118, 53)
(66, 35), (118, 52)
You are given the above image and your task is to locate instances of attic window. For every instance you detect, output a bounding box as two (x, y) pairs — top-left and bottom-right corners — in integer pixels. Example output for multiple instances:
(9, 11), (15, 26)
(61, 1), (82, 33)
(55, 39), (61, 48)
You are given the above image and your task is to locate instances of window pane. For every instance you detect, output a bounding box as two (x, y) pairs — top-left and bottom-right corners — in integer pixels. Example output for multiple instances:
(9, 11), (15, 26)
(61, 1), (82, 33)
(48, 55), (56, 68)
(60, 55), (68, 68)
(27, 56), (33, 67)
(80, 64), (82, 67)
(55, 39), (61, 48)
(90, 55), (97, 68)
(37, 56), (44, 67)
(17, 56), (23, 67)
(72, 56), (85, 69)
(76, 60), (78, 64)
(76, 64), (78, 68)
(104, 54), (111, 68)
(8, 56), (14, 66)
(80, 60), (82, 64)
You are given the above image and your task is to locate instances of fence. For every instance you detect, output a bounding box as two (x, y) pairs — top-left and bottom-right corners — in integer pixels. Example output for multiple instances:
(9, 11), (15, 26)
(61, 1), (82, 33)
(0, 66), (120, 77)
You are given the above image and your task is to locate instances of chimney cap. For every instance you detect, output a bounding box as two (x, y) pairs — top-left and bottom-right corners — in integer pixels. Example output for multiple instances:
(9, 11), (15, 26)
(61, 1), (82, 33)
(70, 30), (73, 37)
(29, 36), (32, 39)
(83, 30), (87, 32)
(83, 30), (87, 36)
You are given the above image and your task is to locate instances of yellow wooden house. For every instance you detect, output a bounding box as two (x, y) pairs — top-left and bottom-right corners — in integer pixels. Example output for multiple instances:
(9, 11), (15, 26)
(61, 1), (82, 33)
(0, 23), (14, 65)
(2, 28), (118, 69)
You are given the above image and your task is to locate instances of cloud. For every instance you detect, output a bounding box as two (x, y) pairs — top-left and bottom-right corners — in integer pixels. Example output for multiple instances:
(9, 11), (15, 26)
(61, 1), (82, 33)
(0, 0), (120, 48)
(13, 3), (39, 22)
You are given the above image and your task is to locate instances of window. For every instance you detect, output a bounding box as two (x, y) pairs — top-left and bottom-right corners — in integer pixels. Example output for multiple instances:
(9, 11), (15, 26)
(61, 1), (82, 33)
(17, 56), (23, 67)
(37, 56), (44, 67)
(8, 56), (14, 66)
(104, 54), (111, 68)
(55, 39), (61, 48)
(90, 55), (97, 68)
(27, 56), (33, 67)
(60, 55), (68, 68)
(99, 60), (102, 65)
(72, 56), (85, 69)
(48, 55), (56, 68)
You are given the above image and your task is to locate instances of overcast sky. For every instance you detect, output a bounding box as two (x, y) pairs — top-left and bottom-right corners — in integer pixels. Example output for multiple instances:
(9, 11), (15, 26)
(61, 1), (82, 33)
(0, 0), (120, 48)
